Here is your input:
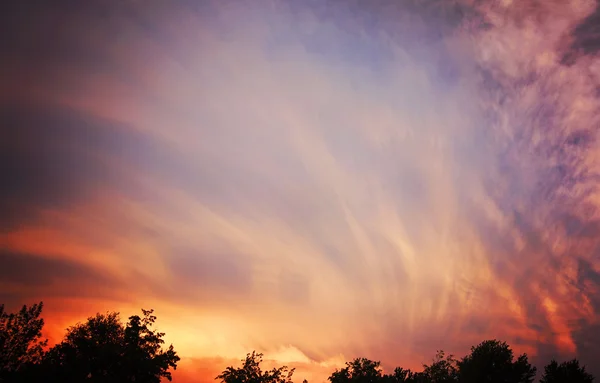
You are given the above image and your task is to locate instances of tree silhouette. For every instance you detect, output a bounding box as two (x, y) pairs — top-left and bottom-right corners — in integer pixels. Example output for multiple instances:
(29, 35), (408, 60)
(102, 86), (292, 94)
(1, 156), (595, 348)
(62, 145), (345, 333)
(42, 311), (124, 382)
(383, 367), (426, 383)
(121, 309), (180, 382)
(328, 357), (385, 383)
(539, 359), (594, 383)
(216, 351), (295, 383)
(457, 340), (536, 383)
(421, 351), (458, 383)
(41, 308), (179, 383)
(0, 302), (47, 381)
(2, 301), (597, 383)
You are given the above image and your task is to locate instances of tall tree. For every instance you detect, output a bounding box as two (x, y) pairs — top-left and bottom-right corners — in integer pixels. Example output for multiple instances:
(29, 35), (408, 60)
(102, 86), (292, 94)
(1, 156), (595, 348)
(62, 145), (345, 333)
(122, 309), (179, 382)
(0, 302), (47, 381)
(539, 359), (594, 383)
(216, 351), (295, 383)
(42, 308), (179, 383)
(457, 340), (536, 383)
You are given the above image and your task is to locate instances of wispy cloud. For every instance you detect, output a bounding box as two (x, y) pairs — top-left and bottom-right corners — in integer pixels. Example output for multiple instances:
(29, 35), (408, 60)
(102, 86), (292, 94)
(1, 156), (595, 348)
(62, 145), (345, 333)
(2, 0), (600, 381)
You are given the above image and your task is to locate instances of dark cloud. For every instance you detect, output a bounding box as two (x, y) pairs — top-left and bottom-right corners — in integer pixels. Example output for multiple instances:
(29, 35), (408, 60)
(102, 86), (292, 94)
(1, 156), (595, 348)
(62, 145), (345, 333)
(0, 0), (124, 84)
(0, 250), (119, 306)
(561, 0), (600, 65)
(0, 0), (200, 97)
(0, 246), (253, 313)
(571, 321), (600, 376)
(0, 102), (165, 230)
(568, 259), (600, 377)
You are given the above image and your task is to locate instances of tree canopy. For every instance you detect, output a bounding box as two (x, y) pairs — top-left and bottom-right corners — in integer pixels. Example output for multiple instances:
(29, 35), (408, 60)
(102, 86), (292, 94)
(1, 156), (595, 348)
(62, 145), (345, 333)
(421, 350), (458, 383)
(216, 351), (295, 383)
(457, 340), (536, 383)
(43, 308), (180, 383)
(0, 302), (47, 381)
(329, 357), (384, 383)
(1, 301), (596, 383)
(539, 359), (594, 383)
(216, 340), (592, 383)
(0, 302), (179, 383)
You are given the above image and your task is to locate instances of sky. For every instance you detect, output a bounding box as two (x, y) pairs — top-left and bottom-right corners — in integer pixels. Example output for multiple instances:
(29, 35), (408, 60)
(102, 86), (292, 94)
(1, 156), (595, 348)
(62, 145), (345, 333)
(2, 0), (600, 381)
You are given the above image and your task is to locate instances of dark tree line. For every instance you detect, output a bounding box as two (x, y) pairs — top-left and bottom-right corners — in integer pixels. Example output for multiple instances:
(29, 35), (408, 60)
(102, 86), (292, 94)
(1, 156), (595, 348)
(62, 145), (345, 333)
(217, 342), (594, 383)
(1, 302), (595, 383)
(0, 302), (179, 383)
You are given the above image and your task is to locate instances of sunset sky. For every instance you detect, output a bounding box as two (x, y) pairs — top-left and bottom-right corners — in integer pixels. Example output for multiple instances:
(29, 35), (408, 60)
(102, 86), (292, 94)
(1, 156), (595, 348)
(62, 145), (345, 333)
(2, 0), (600, 381)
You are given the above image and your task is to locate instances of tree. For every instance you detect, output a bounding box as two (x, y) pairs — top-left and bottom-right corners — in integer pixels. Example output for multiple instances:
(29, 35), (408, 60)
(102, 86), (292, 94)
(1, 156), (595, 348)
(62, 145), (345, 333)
(329, 357), (384, 383)
(422, 351), (458, 383)
(42, 311), (124, 382)
(539, 359), (594, 383)
(383, 367), (426, 383)
(216, 351), (295, 383)
(121, 309), (180, 382)
(42, 308), (179, 383)
(0, 302), (47, 381)
(457, 340), (536, 383)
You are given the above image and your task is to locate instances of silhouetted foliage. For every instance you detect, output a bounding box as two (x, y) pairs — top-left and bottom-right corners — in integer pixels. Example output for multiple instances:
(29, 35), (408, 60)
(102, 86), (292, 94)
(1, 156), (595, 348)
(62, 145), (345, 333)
(457, 340), (536, 383)
(539, 359), (594, 383)
(216, 351), (295, 383)
(383, 367), (410, 382)
(329, 357), (385, 383)
(327, 352), (459, 383)
(421, 351), (458, 383)
(41, 308), (179, 383)
(122, 309), (180, 382)
(0, 302), (47, 382)
(2, 302), (598, 383)
(322, 342), (534, 383)
(42, 311), (123, 382)
(383, 367), (426, 383)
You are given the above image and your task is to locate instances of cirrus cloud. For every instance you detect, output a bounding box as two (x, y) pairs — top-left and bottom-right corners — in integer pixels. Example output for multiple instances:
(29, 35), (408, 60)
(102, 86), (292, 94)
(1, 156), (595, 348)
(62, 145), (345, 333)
(2, 0), (600, 381)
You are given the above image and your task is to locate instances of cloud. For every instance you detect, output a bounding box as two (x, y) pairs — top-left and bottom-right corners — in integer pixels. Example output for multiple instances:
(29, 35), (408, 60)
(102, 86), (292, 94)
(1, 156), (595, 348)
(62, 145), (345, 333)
(0, 103), (158, 229)
(0, 250), (119, 306)
(2, 0), (600, 381)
